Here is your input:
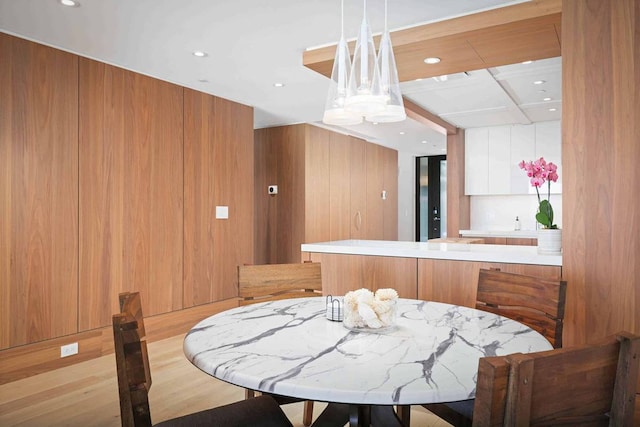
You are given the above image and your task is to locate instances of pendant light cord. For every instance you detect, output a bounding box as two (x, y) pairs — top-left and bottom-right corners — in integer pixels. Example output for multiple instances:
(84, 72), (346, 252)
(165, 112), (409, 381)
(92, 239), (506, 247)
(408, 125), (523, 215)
(384, 0), (388, 32)
(341, 0), (344, 37)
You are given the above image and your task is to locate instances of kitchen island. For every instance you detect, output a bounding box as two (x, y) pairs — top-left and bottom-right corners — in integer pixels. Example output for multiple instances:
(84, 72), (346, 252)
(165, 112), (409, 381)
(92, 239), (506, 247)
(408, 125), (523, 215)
(301, 239), (562, 308)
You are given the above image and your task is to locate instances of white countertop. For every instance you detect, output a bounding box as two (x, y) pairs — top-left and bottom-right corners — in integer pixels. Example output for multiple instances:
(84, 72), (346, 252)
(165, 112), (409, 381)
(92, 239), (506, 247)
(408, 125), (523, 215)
(184, 298), (552, 405)
(459, 229), (538, 239)
(301, 239), (561, 266)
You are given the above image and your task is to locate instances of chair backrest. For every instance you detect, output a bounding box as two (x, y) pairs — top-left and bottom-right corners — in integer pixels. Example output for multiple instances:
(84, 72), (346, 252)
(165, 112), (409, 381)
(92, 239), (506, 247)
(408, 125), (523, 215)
(505, 332), (640, 426)
(113, 291), (152, 427)
(472, 355), (512, 427)
(475, 268), (567, 348)
(238, 262), (322, 305)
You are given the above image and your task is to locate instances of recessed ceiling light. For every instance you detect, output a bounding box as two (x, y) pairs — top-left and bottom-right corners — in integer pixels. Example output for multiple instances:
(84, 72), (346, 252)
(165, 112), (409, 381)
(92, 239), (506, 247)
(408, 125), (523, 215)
(543, 97), (552, 101)
(192, 51), (207, 57)
(399, 131), (405, 135)
(522, 60), (533, 64)
(273, 83), (285, 87)
(424, 57), (441, 64)
(533, 80), (546, 85)
(421, 140), (427, 144)
(59, 0), (79, 6)
(372, 122), (379, 125)
(549, 108), (557, 112)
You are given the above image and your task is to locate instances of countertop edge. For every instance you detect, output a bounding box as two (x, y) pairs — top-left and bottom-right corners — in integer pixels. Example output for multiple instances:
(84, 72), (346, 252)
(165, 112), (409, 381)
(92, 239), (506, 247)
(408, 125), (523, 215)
(301, 240), (562, 266)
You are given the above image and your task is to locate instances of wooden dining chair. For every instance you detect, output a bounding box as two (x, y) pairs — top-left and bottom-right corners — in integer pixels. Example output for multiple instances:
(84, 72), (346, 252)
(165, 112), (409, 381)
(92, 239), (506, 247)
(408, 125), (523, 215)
(238, 262), (322, 427)
(421, 268), (567, 427)
(113, 291), (293, 427)
(475, 268), (567, 348)
(473, 332), (640, 427)
(238, 262), (323, 305)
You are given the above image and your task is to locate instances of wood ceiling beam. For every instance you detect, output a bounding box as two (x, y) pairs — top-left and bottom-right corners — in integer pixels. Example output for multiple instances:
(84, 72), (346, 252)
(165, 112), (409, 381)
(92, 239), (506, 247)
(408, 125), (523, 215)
(303, 0), (561, 83)
(403, 97), (458, 136)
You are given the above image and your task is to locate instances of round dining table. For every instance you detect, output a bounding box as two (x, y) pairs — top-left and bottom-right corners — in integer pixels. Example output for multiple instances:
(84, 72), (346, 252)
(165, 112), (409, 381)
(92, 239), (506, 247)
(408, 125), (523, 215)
(183, 297), (552, 426)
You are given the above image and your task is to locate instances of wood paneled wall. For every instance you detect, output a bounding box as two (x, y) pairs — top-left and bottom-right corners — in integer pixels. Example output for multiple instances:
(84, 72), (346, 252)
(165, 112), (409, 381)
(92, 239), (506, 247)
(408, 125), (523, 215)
(1, 33), (255, 354)
(79, 59), (184, 330)
(304, 125), (331, 245)
(183, 89), (254, 306)
(1, 33), (79, 348)
(561, 0), (640, 346)
(446, 130), (470, 238)
(255, 125), (398, 264)
(254, 124), (307, 265)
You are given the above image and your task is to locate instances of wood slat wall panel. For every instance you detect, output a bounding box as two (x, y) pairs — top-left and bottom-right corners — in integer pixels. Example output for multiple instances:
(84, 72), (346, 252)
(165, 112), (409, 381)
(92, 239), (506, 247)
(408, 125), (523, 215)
(0, 33), (79, 349)
(254, 125), (306, 264)
(79, 58), (183, 330)
(418, 258), (562, 308)
(329, 132), (351, 241)
(446, 131), (470, 238)
(366, 144), (385, 240)
(304, 126), (331, 245)
(383, 147), (398, 241)
(350, 138), (368, 239)
(309, 253), (417, 299)
(183, 90), (254, 306)
(561, 0), (640, 347)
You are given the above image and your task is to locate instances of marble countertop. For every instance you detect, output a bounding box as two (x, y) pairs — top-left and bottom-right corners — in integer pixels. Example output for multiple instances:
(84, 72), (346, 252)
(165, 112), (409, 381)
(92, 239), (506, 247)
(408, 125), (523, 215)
(184, 298), (552, 406)
(459, 229), (539, 239)
(301, 239), (561, 266)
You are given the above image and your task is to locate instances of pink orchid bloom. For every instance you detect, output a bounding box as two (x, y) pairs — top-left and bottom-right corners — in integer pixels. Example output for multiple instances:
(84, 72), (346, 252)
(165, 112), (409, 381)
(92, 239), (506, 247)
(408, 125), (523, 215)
(530, 177), (544, 187)
(520, 157), (559, 229)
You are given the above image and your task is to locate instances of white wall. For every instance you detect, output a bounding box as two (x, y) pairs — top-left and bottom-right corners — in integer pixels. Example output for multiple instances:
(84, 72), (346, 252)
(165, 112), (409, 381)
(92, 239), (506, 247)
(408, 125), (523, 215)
(397, 151), (415, 241)
(470, 194), (563, 231)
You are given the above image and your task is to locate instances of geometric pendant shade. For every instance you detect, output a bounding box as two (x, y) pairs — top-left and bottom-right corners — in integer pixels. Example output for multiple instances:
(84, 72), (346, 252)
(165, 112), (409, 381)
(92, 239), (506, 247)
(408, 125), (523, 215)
(322, 0), (405, 125)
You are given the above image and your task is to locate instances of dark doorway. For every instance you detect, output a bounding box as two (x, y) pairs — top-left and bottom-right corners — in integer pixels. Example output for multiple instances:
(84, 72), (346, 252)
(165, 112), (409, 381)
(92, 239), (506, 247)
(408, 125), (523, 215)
(416, 155), (447, 241)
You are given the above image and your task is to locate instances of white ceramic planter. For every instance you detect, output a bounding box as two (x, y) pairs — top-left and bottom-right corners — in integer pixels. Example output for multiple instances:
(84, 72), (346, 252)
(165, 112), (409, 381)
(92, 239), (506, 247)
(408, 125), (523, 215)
(537, 228), (562, 254)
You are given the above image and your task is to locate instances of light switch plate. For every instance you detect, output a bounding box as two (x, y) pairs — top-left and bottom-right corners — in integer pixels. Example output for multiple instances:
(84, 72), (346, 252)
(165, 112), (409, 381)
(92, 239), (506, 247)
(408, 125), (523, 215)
(215, 206), (229, 219)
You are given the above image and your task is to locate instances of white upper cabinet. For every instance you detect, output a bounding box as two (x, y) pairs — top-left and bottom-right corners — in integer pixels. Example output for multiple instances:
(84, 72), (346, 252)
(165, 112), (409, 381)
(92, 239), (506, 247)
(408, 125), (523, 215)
(534, 121), (562, 194)
(465, 128), (489, 195)
(465, 121), (560, 195)
(510, 124), (535, 194)
(488, 126), (511, 194)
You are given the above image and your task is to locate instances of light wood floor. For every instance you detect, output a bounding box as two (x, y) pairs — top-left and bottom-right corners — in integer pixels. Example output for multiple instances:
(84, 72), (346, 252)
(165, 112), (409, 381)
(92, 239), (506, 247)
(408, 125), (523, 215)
(0, 334), (451, 427)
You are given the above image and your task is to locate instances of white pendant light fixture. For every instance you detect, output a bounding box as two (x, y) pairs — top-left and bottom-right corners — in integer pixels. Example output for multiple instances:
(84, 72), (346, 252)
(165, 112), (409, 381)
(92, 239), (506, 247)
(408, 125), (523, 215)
(322, 0), (405, 125)
(365, 0), (406, 122)
(344, 0), (385, 115)
(323, 0), (363, 125)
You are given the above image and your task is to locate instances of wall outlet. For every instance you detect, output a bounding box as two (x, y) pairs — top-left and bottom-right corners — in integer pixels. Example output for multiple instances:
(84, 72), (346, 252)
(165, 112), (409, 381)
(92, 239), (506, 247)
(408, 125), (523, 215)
(61, 342), (78, 358)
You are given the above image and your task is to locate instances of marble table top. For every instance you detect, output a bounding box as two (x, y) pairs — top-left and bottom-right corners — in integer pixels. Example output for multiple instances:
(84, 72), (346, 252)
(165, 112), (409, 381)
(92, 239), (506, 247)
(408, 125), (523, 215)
(183, 297), (552, 406)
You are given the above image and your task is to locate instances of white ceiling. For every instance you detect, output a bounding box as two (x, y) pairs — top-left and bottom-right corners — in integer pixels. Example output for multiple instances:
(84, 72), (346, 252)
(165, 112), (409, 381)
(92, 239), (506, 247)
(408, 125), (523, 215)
(0, 0), (561, 156)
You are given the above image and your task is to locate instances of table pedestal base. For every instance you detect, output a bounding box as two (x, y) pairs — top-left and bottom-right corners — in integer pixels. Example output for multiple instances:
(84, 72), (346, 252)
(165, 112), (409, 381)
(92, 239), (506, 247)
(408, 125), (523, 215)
(311, 403), (405, 427)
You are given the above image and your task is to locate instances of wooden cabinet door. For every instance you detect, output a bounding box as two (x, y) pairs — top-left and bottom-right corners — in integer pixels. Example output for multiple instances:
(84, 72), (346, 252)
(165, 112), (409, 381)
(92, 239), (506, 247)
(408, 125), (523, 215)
(183, 90), (254, 306)
(382, 146), (398, 240)
(350, 137), (367, 239)
(366, 143), (385, 239)
(79, 58), (183, 330)
(304, 126), (331, 244)
(1, 34), (79, 348)
(329, 132), (351, 241)
(418, 258), (562, 308)
(309, 253), (417, 299)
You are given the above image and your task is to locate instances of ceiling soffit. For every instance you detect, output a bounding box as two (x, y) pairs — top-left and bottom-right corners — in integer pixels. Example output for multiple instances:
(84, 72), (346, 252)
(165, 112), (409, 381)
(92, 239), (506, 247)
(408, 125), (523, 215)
(303, 0), (561, 82)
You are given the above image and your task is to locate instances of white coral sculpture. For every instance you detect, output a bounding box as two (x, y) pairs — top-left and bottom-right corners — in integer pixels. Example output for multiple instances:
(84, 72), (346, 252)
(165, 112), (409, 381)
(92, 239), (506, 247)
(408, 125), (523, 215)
(343, 288), (398, 329)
